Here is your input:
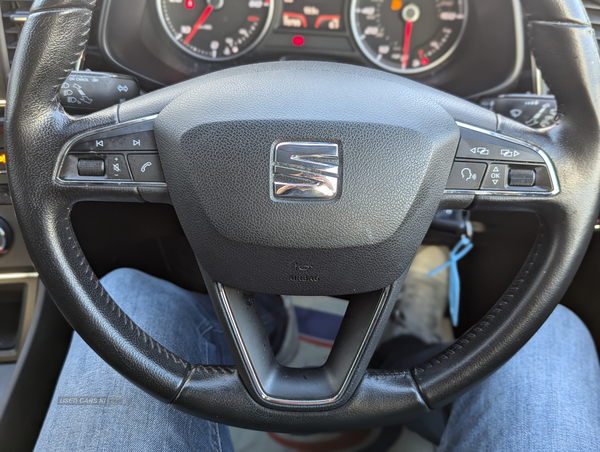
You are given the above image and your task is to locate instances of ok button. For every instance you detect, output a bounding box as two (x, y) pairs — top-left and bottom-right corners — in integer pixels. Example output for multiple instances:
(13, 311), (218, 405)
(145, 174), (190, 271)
(482, 163), (508, 189)
(446, 162), (487, 190)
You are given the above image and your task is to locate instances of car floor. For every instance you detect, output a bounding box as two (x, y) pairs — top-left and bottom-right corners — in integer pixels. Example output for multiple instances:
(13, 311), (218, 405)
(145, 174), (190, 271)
(229, 295), (437, 452)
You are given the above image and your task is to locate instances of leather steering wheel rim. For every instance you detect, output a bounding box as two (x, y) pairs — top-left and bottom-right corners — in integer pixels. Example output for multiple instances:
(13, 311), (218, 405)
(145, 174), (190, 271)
(5, 0), (600, 432)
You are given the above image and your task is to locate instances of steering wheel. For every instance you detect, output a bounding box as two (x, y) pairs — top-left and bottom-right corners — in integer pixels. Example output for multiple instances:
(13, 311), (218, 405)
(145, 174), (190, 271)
(5, 0), (600, 432)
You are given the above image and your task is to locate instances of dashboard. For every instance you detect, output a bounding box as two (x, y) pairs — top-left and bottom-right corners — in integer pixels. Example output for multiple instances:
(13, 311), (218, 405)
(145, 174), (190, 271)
(96, 0), (524, 98)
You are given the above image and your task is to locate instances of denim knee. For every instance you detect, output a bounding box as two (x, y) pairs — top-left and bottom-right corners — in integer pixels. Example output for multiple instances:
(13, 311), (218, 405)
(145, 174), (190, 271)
(100, 268), (208, 319)
(100, 268), (160, 311)
(524, 304), (596, 358)
(98, 268), (214, 359)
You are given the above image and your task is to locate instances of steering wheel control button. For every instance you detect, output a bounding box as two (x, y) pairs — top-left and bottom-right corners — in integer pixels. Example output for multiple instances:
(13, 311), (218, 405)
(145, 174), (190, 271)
(456, 127), (544, 163)
(72, 130), (157, 152)
(127, 154), (165, 182)
(509, 168), (536, 187)
(106, 155), (131, 180)
(125, 131), (158, 151)
(77, 158), (105, 177)
(58, 118), (170, 185)
(446, 162), (486, 189)
(481, 163), (508, 189)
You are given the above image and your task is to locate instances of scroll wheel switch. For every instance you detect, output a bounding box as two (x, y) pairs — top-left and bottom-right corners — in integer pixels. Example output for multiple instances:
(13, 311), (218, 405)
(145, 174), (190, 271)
(508, 168), (536, 187)
(77, 158), (105, 177)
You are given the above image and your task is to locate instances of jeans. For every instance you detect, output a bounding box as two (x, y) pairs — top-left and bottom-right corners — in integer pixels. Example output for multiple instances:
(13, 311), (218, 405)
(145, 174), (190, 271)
(35, 269), (600, 451)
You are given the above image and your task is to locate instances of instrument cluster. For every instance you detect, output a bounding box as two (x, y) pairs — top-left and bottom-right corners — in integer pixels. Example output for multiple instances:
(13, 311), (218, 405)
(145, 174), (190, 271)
(156, 0), (466, 75)
(98, 0), (522, 98)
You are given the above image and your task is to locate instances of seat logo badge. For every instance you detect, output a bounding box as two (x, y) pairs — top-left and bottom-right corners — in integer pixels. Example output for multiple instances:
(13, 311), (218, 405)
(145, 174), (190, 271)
(272, 142), (340, 201)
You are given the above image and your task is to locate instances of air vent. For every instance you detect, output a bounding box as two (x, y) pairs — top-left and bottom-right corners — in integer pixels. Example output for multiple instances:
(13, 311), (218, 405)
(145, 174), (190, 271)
(1, 1), (32, 67)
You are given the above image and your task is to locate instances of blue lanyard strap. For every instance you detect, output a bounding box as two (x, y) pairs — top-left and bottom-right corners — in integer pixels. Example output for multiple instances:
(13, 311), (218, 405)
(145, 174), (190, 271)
(427, 236), (474, 327)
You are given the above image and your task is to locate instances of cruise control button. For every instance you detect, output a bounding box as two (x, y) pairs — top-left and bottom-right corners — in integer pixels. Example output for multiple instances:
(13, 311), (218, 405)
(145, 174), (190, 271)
(106, 154), (131, 180)
(446, 162), (487, 190)
(127, 154), (165, 182)
(456, 128), (544, 163)
(481, 163), (508, 189)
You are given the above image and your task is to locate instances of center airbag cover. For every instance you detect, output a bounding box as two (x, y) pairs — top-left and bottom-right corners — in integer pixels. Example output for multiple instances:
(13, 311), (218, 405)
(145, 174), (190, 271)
(155, 63), (459, 295)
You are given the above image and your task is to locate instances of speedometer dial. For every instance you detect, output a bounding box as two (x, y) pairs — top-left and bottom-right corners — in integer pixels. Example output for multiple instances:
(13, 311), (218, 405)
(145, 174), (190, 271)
(157, 0), (274, 61)
(350, 0), (467, 74)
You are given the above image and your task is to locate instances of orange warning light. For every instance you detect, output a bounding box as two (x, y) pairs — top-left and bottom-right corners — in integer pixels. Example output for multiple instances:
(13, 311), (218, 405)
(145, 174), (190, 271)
(0, 154), (6, 165)
(391, 0), (402, 11)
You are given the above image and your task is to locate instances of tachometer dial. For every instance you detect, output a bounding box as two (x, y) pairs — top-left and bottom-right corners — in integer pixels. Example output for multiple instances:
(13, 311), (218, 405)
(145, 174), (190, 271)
(350, 0), (467, 74)
(157, 0), (274, 61)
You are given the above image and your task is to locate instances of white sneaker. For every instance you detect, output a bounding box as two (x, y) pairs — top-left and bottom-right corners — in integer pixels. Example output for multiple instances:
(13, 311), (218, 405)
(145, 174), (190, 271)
(380, 245), (454, 345)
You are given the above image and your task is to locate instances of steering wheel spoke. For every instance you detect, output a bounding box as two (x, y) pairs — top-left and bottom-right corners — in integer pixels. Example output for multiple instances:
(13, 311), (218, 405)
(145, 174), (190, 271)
(202, 273), (405, 409)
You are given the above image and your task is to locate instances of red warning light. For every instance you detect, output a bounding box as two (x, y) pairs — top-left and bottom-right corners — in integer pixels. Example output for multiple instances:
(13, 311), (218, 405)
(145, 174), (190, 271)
(421, 58), (429, 66)
(247, 16), (260, 22)
(185, 0), (195, 9)
(292, 35), (305, 47)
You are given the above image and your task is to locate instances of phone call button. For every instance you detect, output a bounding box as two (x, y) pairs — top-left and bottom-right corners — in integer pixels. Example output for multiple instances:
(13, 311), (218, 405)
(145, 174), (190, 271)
(127, 154), (165, 182)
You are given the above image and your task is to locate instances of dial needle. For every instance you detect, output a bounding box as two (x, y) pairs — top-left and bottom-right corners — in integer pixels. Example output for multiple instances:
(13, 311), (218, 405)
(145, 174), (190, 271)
(401, 20), (413, 69)
(184, 5), (214, 45)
